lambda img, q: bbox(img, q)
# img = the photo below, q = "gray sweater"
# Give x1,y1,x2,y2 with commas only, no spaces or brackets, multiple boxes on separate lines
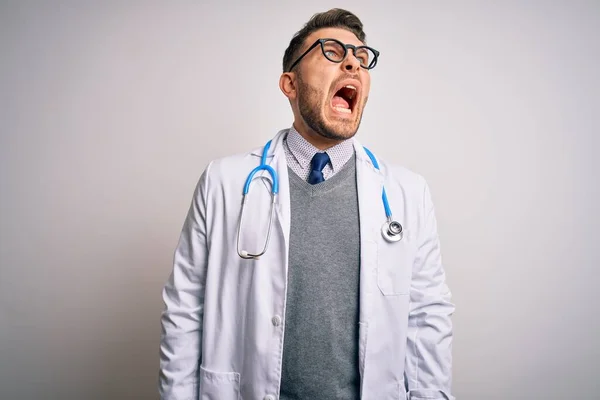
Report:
279,156,361,400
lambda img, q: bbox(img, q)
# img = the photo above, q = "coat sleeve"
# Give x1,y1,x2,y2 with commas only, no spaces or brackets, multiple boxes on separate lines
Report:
159,165,211,400
404,178,455,400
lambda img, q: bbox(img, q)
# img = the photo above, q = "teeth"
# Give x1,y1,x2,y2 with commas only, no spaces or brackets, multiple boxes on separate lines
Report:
334,106,351,114
343,85,357,99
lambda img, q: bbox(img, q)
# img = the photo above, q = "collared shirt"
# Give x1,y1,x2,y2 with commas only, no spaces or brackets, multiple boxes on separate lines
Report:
283,126,355,182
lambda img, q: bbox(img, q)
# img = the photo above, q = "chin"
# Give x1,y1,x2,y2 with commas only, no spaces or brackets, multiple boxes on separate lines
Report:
319,122,359,141
323,112,362,140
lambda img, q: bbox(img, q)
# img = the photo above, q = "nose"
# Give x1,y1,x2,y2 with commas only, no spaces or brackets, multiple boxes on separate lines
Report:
342,49,361,72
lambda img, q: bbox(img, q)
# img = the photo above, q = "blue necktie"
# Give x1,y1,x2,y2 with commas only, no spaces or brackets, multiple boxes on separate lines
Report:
307,152,330,184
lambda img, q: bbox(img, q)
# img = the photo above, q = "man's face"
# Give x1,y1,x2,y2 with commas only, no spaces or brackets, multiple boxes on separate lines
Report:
293,27,372,141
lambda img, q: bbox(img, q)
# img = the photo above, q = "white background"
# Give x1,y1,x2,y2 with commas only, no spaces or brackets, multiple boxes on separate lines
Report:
1,1,598,399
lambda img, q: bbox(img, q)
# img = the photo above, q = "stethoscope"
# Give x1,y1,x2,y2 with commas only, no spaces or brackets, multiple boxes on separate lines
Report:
237,140,403,260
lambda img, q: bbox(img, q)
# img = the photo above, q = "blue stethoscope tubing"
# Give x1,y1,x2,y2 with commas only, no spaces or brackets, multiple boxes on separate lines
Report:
237,140,403,260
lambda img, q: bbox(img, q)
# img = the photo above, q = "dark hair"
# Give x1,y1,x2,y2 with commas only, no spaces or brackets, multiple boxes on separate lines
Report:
282,8,366,72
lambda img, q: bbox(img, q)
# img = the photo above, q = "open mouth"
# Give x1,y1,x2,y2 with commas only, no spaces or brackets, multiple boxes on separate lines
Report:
331,85,358,115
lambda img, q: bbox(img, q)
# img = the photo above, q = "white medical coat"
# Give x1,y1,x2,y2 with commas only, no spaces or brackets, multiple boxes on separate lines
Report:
159,129,455,400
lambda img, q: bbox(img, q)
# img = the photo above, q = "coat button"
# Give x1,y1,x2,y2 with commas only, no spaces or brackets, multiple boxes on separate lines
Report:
264,395,275,400
271,315,282,327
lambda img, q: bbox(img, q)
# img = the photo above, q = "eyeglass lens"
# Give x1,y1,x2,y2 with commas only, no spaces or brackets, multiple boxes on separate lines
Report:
320,39,377,69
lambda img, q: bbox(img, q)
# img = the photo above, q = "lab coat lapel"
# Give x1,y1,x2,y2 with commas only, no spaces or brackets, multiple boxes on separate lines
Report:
353,140,384,380
249,130,291,257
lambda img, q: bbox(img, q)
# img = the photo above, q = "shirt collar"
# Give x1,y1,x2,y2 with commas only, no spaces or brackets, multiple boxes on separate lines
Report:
286,126,355,172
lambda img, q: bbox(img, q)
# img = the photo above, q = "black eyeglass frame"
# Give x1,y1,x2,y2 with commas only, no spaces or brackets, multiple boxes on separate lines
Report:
286,38,380,73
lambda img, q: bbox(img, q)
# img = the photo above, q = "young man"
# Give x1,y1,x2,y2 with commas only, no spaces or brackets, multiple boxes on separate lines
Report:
160,8,454,400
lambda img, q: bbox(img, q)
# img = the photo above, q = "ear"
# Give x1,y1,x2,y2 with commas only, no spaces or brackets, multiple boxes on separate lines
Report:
279,72,297,100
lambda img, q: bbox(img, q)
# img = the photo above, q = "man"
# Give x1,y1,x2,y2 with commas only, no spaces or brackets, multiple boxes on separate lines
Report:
160,8,454,400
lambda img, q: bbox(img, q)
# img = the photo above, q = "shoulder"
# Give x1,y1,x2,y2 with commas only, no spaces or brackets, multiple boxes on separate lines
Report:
186,149,259,202
202,148,261,181
355,138,427,194
385,161,425,188
364,151,428,197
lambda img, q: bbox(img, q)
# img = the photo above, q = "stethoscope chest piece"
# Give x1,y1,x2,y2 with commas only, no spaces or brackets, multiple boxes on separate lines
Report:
382,220,403,242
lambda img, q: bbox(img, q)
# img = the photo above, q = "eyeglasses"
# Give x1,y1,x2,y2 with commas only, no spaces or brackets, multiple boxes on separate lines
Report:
287,38,380,72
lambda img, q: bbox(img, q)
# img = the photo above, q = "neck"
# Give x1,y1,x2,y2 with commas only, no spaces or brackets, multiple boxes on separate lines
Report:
292,121,344,150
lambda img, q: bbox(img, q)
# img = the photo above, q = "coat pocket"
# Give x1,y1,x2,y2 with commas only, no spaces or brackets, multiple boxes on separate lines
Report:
376,236,414,296
199,366,240,400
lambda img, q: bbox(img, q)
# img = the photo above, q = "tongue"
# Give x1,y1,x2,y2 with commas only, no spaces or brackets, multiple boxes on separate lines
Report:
332,95,350,109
